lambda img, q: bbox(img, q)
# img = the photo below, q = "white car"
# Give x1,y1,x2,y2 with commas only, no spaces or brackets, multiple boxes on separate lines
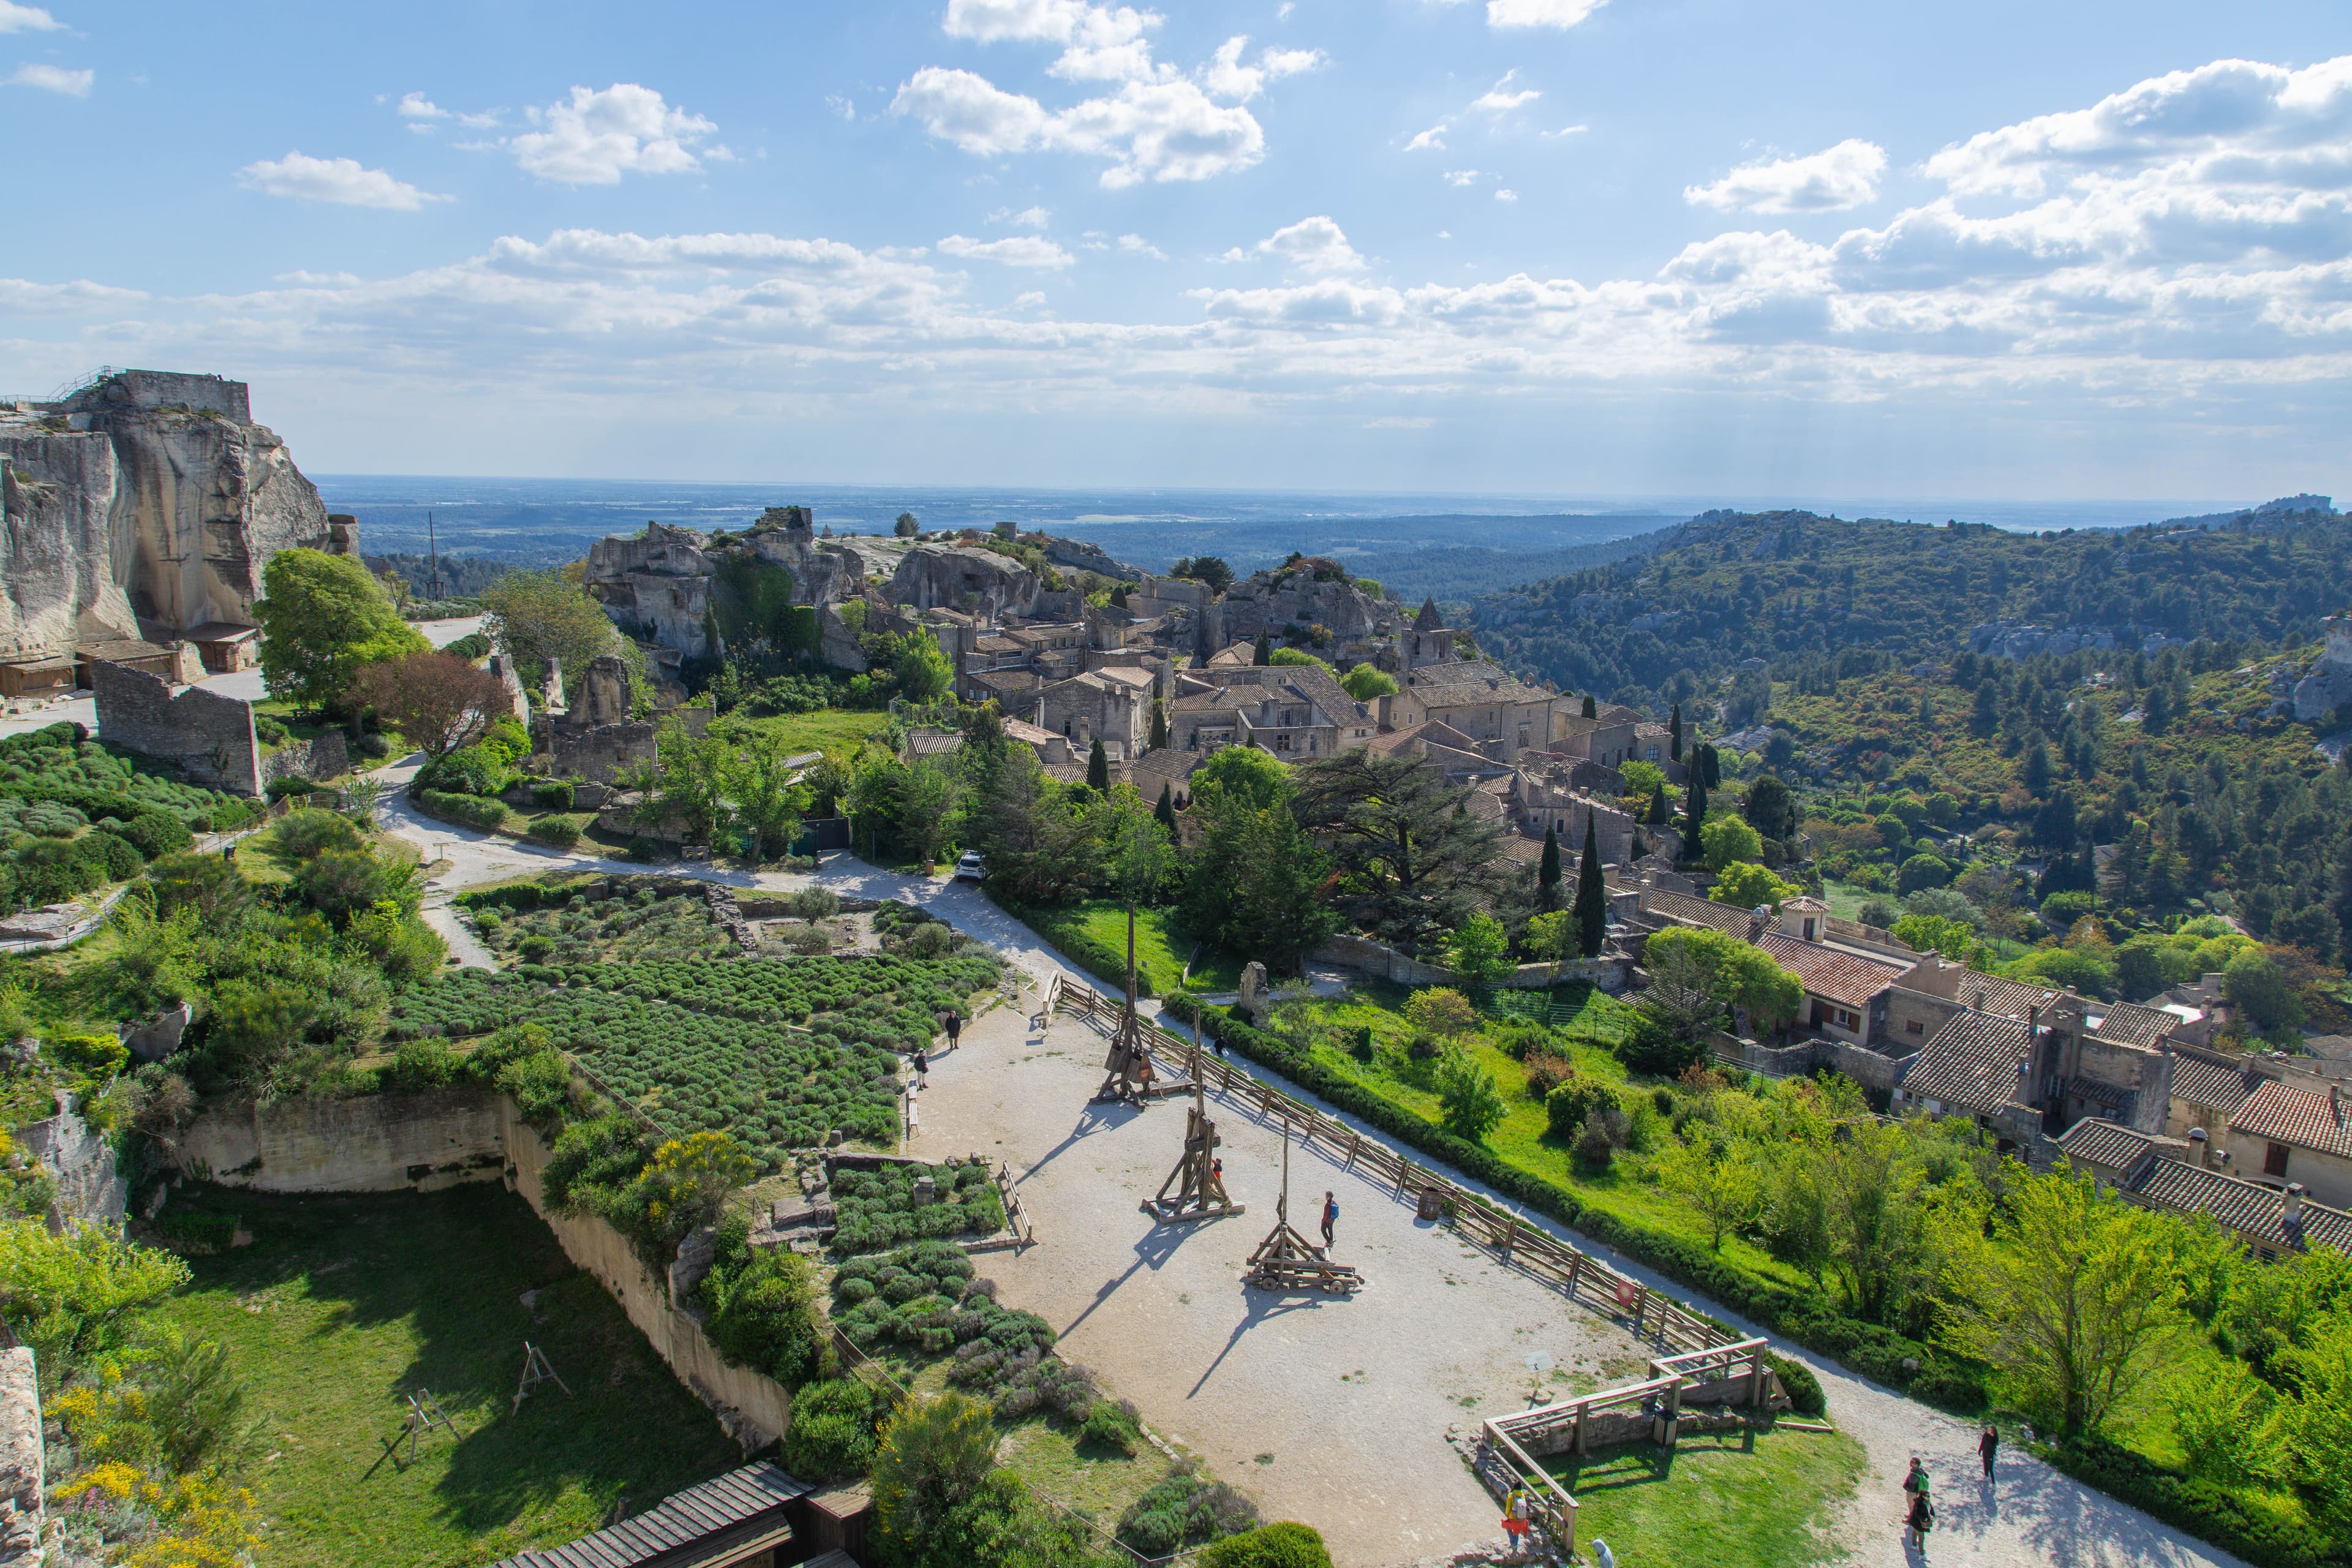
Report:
954,850,986,882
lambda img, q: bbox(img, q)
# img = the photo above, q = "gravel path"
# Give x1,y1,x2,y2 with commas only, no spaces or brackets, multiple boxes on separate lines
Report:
371,788,2249,1568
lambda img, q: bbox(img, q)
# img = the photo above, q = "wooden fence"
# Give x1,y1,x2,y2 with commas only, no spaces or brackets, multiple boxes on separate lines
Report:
1025,976,1782,1557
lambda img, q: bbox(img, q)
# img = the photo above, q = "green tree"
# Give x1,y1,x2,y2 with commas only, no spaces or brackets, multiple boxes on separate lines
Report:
1825,1122,1931,1325
1643,926,1803,1038
1191,745,1289,810
1937,1166,2193,1438
1898,853,1953,894
1709,861,1799,912
870,1391,1001,1568
1668,701,1683,761
1620,759,1666,801
1657,1136,1764,1251
1446,913,1515,989
1292,750,1502,951
0,1219,190,1365
1252,630,1271,666
1743,774,1797,842
1403,986,1479,1041
1149,699,1169,750
2224,948,2306,1038
1681,766,1709,860
1536,823,1562,912
1087,737,1110,792
895,511,919,537
1646,782,1671,825
1178,790,1338,965
1435,1046,1507,1142
725,726,810,861
1154,780,1177,832
1340,663,1398,701
480,567,622,705
254,548,427,713
1521,910,1571,962
629,719,734,848
1102,790,1176,1001
960,748,1098,905
1580,693,1598,719
1572,814,1608,958
1700,813,1765,872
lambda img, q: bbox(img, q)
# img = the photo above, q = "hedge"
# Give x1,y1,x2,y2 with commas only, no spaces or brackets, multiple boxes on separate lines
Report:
2033,1437,2348,1568
413,787,511,832
1160,995,1985,1417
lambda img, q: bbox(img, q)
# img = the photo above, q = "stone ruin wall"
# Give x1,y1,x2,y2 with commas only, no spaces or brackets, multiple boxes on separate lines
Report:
91,659,261,794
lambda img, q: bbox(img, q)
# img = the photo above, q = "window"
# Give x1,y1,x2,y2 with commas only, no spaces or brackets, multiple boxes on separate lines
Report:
1905,1020,1924,1035
2265,1142,2291,1178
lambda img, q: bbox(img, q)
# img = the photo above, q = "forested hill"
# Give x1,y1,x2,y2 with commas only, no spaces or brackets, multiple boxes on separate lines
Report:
1473,503,2352,712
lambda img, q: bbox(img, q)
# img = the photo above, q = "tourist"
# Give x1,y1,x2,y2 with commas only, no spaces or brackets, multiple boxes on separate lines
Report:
1903,1457,1929,1502
912,1047,929,1090
1591,1539,1616,1568
1321,1191,1338,1248
944,1009,962,1050
1978,1425,1999,1480
1500,1488,1529,1547
1905,1488,1935,1550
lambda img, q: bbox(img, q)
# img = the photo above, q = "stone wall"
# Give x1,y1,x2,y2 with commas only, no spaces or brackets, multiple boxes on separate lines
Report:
92,658,261,794
177,1088,506,1193
0,1348,40,1566
502,1106,794,1446
1308,935,1626,993
259,731,350,786
17,1101,129,1226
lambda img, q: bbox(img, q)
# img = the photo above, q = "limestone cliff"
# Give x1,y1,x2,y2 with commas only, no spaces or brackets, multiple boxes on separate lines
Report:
585,507,867,662
0,370,337,661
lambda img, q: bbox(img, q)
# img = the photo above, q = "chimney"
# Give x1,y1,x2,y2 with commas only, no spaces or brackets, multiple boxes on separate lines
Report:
2284,1183,2307,1226
2188,1127,2208,1167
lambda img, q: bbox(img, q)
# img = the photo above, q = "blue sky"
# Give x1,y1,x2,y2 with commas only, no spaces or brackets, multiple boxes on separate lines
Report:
6,0,2351,502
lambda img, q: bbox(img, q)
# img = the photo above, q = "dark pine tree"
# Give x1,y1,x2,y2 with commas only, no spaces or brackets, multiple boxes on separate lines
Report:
1573,813,1608,957
1537,823,1562,911
1253,630,1272,666
1581,693,1598,719
1149,699,1169,750
1155,780,1177,833
1700,744,1721,790
1682,765,1709,863
1087,736,1110,791
1669,702,1683,762
1647,783,1670,825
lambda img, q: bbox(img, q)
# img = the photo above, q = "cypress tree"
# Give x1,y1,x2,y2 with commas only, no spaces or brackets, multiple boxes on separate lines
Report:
1537,823,1562,911
1087,736,1109,791
1669,702,1683,761
1253,630,1272,666
1155,780,1177,832
1581,693,1598,719
1682,765,1708,862
1149,699,1169,750
1701,743,1721,789
1647,783,1670,824
1573,813,1608,958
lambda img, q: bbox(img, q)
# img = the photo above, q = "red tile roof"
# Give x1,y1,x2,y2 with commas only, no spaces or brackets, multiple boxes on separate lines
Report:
2231,1079,2352,1159
1900,1009,2035,1114
1755,931,1907,1011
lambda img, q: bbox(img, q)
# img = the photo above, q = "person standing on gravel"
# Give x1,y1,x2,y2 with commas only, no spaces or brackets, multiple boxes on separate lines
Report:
944,1009,962,1050
1978,1425,1999,1480
1321,1191,1338,1249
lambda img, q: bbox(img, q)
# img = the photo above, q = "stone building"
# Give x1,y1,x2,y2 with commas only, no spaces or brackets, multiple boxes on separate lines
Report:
1029,667,1154,760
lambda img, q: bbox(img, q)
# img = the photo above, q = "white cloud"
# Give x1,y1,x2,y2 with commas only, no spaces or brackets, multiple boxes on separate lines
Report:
398,91,500,131
0,1,61,32
1117,233,1166,258
1444,169,1480,186
1543,124,1588,139
1200,35,1325,101
1485,0,1607,28
274,270,363,286
1366,415,1435,428
1468,70,1540,115
0,277,145,314
894,67,1264,187
990,205,1053,228
237,153,447,211
1494,187,1518,202
944,0,1165,83
508,83,725,185
827,94,856,122
1685,138,1888,213
7,62,90,96
1013,289,1049,307
1255,214,1366,273
938,233,1075,268
1404,125,1447,152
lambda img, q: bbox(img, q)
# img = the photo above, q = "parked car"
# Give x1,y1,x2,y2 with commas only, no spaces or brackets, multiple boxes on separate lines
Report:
954,850,986,882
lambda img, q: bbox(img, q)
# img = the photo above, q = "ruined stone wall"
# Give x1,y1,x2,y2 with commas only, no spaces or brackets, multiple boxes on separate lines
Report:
17,1101,129,1225
92,658,262,794
0,1348,40,1566
259,731,350,786
176,1088,507,1193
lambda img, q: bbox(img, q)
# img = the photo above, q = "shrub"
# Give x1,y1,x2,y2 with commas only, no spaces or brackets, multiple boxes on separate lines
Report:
385,1038,458,1091
1201,1522,1335,1568
415,788,510,832
530,779,576,812
1403,987,1478,1040
89,831,143,881
264,777,314,801
781,1377,878,1480
2036,1436,2346,1568
252,715,289,745
117,813,194,860
271,806,364,861
1544,1074,1618,1140
696,1217,824,1387
528,816,582,848
1523,1050,1576,1101
1763,1349,1826,1417
1117,1463,1259,1556
1077,1397,1143,1455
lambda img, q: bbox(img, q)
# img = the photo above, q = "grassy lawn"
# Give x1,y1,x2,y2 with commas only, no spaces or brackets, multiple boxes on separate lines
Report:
1270,986,1819,1297
723,708,892,756
148,1183,739,1568
1044,901,1237,993
1547,1425,1866,1568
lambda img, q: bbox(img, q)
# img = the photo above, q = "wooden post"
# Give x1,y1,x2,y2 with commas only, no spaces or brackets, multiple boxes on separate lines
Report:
1572,1401,1589,1455
1662,1375,1685,1450
1501,1214,1519,1256
1751,1346,1766,1408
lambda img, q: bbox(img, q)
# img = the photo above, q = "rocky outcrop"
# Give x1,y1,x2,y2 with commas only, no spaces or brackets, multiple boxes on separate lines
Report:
1039,535,1141,582
584,508,865,662
0,370,337,662
2291,615,2352,725
0,1347,39,1566
890,544,1037,618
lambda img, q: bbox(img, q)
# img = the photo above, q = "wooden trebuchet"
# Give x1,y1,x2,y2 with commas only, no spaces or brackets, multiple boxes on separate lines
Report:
1145,1102,1245,1223
1093,1005,1191,1104
1243,1120,1361,1294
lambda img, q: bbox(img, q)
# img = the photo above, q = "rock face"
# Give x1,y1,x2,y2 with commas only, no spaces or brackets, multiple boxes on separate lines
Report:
584,508,865,662
2293,616,2352,723
890,543,1037,618
0,369,338,660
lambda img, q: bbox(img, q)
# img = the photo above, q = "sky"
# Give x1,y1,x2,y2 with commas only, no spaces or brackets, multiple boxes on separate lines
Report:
5,0,2352,502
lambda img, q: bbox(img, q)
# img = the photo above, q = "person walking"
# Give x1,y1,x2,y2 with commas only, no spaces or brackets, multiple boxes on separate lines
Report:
912,1047,929,1090
1978,1424,1999,1480
1904,1488,1935,1551
1902,1457,1929,1503
1321,1191,1338,1249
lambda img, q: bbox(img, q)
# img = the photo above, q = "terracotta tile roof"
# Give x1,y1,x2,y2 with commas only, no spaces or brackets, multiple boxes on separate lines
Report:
2067,1076,2133,1110
1406,667,1548,708
1901,1009,2035,1114
1640,889,1755,937
1128,747,1205,787
2168,1052,2263,1118
1495,834,1549,864
2125,1158,2352,1255
1755,931,1907,1010
1091,665,1156,688
2231,1079,2352,1159
2089,1000,2177,1049
969,669,1039,693
1917,970,2061,1021
2056,1119,2186,1172
974,635,1025,654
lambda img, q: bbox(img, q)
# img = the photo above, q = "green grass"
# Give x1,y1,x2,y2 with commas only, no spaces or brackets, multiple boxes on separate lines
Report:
722,708,892,757
1546,1425,1866,1568
147,1183,739,1568
1270,986,1819,1297
997,1419,1175,1527
1045,901,1238,993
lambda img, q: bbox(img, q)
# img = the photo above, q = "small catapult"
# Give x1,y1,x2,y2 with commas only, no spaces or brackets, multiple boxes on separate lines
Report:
1244,1120,1362,1295
513,1340,572,1414
1144,1017,1244,1223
